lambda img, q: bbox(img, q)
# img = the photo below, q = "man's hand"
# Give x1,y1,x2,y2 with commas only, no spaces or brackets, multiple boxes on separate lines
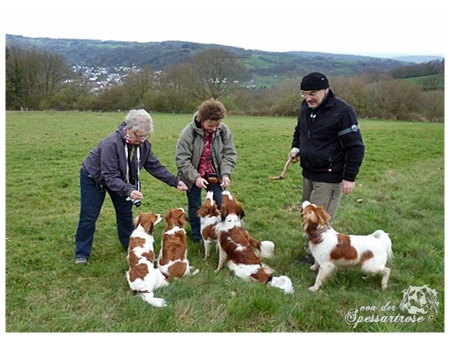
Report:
289,147,300,159
341,180,355,195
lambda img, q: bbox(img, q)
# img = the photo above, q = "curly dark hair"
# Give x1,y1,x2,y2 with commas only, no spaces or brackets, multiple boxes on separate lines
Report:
197,99,227,122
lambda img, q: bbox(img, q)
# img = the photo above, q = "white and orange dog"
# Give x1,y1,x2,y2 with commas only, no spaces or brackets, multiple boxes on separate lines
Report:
126,212,169,307
158,208,198,278
302,201,393,292
216,190,294,294
197,191,221,259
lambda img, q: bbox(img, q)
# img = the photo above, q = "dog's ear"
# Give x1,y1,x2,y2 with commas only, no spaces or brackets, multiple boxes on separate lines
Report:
316,205,331,225
237,205,245,219
178,210,188,226
133,214,141,227
163,210,172,225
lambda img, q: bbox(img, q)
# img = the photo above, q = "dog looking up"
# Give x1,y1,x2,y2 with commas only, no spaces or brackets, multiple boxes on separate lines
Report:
126,212,169,307
158,208,198,278
197,190,221,259
302,201,393,292
216,190,294,294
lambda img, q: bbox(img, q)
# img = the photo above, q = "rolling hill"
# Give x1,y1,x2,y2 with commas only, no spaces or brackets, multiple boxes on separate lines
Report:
6,34,414,76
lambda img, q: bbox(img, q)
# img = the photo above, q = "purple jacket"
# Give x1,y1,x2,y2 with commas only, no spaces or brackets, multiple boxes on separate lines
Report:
82,122,179,197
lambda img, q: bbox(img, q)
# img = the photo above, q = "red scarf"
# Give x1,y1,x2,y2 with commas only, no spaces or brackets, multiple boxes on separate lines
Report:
198,132,215,178
125,129,133,145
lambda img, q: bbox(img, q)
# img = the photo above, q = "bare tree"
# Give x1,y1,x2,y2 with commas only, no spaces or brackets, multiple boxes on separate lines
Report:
6,45,71,110
170,48,246,101
122,66,156,107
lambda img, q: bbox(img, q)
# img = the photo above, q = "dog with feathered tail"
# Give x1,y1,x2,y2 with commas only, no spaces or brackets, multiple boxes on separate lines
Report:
215,190,294,294
126,212,169,307
302,200,393,292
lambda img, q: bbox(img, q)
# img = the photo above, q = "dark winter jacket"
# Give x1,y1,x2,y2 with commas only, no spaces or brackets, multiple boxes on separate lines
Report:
291,90,365,183
82,122,179,197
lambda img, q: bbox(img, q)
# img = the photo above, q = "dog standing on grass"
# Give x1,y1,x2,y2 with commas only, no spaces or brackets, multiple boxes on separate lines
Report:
302,200,393,292
126,212,169,307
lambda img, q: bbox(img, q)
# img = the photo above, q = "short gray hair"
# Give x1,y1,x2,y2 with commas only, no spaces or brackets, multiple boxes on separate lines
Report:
125,109,153,134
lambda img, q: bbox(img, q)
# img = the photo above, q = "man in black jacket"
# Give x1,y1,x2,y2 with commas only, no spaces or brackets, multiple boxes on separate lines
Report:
290,72,365,264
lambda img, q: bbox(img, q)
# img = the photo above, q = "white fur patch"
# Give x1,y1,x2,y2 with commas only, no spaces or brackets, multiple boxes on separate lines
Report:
164,226,185,236
227,261,260,280
269,276,295,294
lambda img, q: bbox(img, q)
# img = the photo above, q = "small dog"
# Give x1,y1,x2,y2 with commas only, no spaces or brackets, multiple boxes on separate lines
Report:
197,190,221,259
158,208,198,278
216,190,294,294
302,201,393,292
126,212,169,307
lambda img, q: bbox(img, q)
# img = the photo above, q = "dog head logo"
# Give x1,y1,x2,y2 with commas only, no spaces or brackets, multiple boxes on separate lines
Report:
399,285,439,315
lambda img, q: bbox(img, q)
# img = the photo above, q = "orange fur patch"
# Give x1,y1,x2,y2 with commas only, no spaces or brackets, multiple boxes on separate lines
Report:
219,227,261,265
220,193,245,220
202,225,218,241
128,262,149,283
134,212,160,233
330,234,358,260
197,198,220,218
159,208,189,278
302,203,331,244
359,250,375,265
251,266,273,284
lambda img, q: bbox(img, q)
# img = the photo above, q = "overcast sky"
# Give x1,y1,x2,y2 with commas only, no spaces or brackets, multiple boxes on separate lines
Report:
2,0,446,57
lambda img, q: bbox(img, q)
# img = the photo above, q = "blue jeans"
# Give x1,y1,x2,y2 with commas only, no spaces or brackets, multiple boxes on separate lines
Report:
75,168,134,259
187,182,223,240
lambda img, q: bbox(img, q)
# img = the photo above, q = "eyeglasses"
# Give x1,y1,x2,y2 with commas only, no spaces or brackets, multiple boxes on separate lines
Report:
301,90,324,98
133,131,149,140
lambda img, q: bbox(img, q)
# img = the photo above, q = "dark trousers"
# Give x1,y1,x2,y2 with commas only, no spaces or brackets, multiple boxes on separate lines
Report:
75,168,134,259
186,182,223,240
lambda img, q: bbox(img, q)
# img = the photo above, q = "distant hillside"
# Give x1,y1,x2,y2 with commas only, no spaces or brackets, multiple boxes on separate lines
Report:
6,34,415,84
391,55,444,63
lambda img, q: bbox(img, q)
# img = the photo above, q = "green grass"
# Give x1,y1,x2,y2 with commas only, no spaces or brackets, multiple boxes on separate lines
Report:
4,112,444,332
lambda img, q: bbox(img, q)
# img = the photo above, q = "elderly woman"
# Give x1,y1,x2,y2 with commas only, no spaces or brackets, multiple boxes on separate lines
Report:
176,99,238,243
75,109,187,265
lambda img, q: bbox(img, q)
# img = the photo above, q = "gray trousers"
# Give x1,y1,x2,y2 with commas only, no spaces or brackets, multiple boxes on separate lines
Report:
302,177,342,255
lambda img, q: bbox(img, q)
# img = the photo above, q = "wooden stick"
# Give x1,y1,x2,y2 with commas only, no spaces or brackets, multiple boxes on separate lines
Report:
270,156,299,180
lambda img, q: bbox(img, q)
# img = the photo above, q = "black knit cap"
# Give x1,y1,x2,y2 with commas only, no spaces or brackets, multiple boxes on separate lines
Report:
300,72,329,90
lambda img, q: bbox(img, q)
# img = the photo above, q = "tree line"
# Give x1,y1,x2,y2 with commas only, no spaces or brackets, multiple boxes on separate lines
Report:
5,45,444,121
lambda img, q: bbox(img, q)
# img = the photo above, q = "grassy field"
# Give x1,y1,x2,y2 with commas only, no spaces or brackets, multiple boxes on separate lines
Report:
4,111,445,332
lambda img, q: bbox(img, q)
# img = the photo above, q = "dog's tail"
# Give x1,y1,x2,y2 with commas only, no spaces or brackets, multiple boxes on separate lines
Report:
268,275,295,294
259,240,275,259
372,230,394,260
139,292,167,307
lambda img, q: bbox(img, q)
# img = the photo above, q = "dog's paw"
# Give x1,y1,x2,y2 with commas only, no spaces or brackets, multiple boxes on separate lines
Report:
158,299,168,307
308,286,319,292
310,264,319,271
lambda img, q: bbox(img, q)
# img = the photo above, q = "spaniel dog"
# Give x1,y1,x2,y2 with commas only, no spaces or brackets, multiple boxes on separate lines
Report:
302,201,393,291
197,190,221,259
126,212,169,307
215,190,294,294
158,208,198,278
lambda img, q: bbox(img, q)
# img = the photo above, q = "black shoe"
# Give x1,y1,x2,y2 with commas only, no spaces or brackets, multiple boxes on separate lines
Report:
295,255,315,265
192,238,204,244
